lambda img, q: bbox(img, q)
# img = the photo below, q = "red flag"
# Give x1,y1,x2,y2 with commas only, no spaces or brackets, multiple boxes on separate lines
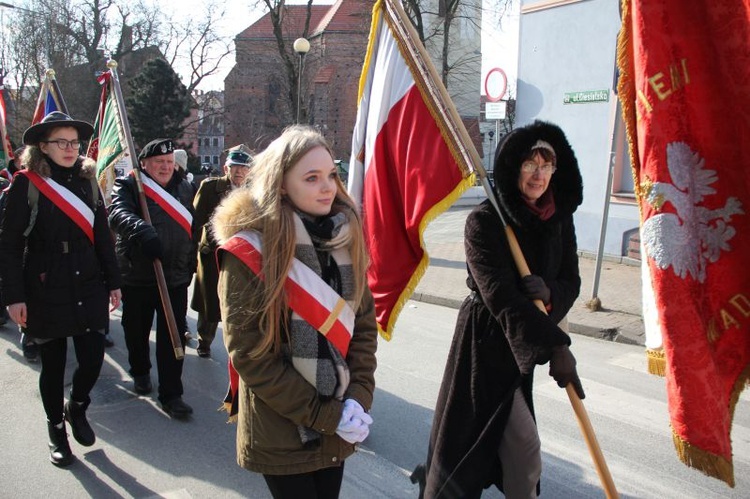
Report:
618,0,750,486
0,86,13,169
348,0,475,339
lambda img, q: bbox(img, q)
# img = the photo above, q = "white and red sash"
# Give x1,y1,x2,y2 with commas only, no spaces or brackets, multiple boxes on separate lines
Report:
19,170,95,243
220,230,354,357
133,171,193,238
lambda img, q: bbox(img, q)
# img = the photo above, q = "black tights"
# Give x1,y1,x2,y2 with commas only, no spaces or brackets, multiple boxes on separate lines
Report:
38,332,105,424
263,464,345,499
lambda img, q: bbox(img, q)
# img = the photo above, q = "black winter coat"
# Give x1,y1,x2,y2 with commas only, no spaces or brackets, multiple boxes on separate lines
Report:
0,159,121,339
422,121,584,498
108,171,197,287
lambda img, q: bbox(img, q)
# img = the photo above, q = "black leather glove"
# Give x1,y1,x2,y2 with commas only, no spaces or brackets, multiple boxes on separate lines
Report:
141,236,163,261
521,275,551,304
549,345,585,399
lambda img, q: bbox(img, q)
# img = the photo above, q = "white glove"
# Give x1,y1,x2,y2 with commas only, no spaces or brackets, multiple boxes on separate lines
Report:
336,423,370,444
336,399,373,443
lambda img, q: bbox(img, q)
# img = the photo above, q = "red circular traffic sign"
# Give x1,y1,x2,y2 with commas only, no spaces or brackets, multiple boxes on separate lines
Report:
484,68,507,103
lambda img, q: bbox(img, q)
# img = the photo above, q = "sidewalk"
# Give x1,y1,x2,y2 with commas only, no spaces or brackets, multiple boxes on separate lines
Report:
413,206,645,346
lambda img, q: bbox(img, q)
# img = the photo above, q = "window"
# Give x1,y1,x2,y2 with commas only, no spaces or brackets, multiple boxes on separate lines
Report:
213,137,219,147
204,156,210,163
203,138,210,147
213,155,219,164
611,100,635,200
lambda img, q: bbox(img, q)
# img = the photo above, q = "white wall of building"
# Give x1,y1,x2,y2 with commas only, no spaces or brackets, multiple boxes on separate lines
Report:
515,0,640,256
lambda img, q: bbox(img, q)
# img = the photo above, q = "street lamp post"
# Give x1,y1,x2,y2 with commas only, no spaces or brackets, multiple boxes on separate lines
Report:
293,37,310,124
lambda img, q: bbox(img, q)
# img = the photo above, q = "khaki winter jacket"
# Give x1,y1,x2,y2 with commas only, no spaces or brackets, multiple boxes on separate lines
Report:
215,188,378,475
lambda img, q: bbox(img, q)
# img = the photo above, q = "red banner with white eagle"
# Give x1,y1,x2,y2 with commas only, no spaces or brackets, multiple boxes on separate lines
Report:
618,0,750,487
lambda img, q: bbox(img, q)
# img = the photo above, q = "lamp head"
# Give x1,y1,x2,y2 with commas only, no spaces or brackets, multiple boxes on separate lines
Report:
293,38,310,55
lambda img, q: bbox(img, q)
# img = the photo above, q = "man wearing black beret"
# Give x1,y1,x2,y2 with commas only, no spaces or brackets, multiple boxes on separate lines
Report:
108,138,198,419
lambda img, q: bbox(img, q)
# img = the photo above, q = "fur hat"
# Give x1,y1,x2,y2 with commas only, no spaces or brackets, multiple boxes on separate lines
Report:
23,112,94,145
173,149,188,171
493,120,583,227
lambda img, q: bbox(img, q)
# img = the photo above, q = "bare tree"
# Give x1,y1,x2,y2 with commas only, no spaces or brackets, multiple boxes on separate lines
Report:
249,0,313,123
161,1,233,93
401,0,513,96
2,0,230,144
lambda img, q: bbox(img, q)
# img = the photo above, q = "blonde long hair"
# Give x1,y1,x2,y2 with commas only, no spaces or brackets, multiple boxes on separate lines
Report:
224,125,368,358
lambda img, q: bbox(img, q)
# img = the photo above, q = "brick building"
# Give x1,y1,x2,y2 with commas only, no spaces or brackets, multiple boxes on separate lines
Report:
195,90,225,171
224,0,371,161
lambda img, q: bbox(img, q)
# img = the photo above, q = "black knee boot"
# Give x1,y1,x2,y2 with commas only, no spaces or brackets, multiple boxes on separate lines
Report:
65,399,95,446
47,420,74,467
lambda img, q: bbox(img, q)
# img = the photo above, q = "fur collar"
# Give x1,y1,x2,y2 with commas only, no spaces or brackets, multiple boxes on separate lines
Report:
212,187,255,244
27,155,97,180
493,121,583,230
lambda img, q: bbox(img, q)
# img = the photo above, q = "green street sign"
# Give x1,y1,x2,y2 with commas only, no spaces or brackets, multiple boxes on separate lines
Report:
564,89,609,104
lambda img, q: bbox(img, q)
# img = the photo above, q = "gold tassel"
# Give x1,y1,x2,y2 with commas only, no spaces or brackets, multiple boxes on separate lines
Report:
218,403,238,424
646,348,666,377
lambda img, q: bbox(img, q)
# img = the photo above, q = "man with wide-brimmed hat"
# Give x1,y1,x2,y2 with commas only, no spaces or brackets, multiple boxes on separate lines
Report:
190,144,253,357
108,138,197,419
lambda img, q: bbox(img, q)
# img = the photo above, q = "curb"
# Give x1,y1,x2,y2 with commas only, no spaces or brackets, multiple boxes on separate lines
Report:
567,322,642,345
412,292,644,346
410,292,464,310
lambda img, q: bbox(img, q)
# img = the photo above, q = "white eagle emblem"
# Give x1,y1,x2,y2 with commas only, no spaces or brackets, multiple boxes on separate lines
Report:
641,142,744,282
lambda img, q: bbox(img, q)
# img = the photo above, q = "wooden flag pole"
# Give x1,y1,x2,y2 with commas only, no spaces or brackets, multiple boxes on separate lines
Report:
384,0,618,496
106,60,184,360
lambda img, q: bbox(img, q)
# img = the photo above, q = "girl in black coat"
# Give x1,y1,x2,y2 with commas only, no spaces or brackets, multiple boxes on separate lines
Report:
0,112,122,467
418,121,585,498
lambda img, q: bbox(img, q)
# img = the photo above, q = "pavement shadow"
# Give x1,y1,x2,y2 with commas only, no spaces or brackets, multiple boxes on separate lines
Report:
368,387,632,498
83,319,267,495
73,449,159,497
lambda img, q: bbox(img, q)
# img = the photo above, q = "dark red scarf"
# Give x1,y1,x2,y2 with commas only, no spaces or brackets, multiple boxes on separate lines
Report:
524,189,556,221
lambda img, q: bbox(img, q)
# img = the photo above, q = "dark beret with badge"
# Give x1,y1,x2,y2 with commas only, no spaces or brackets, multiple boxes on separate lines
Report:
138,138,175,161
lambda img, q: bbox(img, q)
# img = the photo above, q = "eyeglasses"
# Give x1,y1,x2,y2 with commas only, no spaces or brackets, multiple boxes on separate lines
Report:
521,161,556,175
43,139,82,150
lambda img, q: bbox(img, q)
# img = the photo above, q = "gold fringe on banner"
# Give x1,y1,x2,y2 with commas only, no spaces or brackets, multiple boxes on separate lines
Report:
672,365,750,487
672,429,734,487
615,0,642,210
646,348,666,377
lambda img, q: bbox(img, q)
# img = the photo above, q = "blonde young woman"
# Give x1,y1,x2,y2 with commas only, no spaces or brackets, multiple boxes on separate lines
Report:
212,126,377,499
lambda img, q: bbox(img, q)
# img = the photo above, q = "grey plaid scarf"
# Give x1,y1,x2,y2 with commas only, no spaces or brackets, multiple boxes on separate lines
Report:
290,211,354,443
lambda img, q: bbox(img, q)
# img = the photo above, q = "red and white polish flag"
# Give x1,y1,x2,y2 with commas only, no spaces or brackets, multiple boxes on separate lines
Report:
348,0,474,339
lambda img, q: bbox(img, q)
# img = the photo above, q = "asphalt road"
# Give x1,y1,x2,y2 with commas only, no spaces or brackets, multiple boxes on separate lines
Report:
2,300,749,498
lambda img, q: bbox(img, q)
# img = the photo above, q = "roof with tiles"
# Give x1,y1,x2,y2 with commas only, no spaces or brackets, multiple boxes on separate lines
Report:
315,0,371,33
237,0,370,39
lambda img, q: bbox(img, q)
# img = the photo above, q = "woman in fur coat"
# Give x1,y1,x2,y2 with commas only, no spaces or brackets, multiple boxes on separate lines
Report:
417,121,585,498
212,126,377,499
0,112,121,467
